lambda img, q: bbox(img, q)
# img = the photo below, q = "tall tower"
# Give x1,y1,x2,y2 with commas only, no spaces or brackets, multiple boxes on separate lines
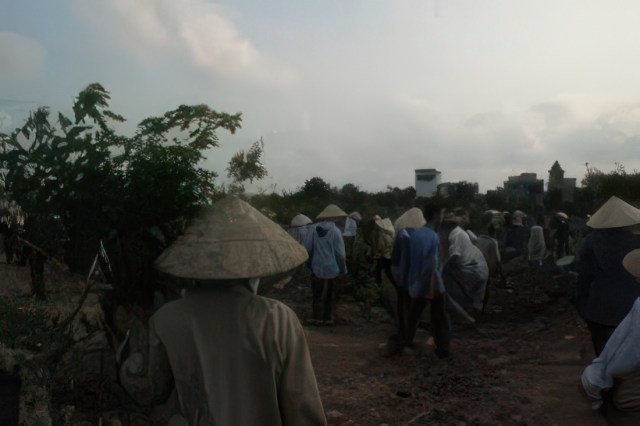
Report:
548,161,564,191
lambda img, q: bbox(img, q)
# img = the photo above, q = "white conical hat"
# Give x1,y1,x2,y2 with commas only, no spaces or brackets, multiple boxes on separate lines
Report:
375,217,395,235
394,207,426,231
316,204,347,219
154,197,308,280
349,211,362,221
623,249,640,278
587,196,640,229
291,214,312,227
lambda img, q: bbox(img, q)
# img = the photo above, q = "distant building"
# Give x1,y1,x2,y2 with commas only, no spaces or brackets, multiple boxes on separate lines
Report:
548,161,576,203
415,169,441,198
438,181,479,199
504,173,544,208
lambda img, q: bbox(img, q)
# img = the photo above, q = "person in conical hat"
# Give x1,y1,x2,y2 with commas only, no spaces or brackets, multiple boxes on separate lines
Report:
581,249,640,414
439,216,489,317
342,211,362,282
388,206,450,358
577,196,640,356
289,213,313,246
368,217,395,289
120,197,327,425
305,204,347,323
503,209,530,262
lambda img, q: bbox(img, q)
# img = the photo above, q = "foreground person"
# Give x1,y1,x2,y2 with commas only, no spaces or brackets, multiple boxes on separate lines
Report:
120,197,327,425
577,196,640,356
581,249,640,421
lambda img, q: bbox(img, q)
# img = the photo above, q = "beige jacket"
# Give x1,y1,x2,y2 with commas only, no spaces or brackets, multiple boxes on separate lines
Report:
124,284,326,425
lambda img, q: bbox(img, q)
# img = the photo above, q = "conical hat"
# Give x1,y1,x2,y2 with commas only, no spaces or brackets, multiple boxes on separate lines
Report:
316,204,347,219
375,218,395,235
349,211,362,221
154,197,308,280
587,196,640,229
291,213,312,227
394,207,426,231
623,249,640,278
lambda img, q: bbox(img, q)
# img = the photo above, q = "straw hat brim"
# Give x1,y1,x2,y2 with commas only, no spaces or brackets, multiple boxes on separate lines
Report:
154,197,308,280
349,211,362,221
375,218,395,235
291,214,312,227
394,207,426,231
317,204,347,219
587,196,640,229
623,249,640,278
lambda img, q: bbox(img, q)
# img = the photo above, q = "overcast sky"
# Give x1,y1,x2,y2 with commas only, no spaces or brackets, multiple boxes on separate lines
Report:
2,1,640,194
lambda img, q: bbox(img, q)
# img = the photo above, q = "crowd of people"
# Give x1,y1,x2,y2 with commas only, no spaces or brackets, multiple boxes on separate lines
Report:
110,193,640,424
292,196,640,421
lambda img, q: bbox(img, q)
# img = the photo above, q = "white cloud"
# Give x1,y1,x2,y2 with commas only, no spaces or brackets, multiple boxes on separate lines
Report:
0,33,45,78
70,0,295,86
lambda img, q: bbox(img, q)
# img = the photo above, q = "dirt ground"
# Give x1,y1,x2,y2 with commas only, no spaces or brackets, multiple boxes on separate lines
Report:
0,258,610,425
265,259,608,426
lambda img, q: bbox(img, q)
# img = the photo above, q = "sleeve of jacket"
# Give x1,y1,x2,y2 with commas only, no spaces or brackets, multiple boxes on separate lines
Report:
277,310,327,426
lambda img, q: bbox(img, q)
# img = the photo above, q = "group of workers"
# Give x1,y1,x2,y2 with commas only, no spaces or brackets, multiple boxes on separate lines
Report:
112,192,640,424
289,202,499,358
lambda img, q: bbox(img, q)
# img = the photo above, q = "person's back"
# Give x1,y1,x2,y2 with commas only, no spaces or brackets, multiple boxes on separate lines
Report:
476,234,501,277
528,225,546,263
152,285,325,425
120,197,326,425
289,224,310,246
306,221,345,279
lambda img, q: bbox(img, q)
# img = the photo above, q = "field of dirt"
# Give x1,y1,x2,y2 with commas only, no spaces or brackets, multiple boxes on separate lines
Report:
0,258,609,425
264,259,607,426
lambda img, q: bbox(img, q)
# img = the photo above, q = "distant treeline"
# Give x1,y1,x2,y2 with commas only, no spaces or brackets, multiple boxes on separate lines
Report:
249,166,640,226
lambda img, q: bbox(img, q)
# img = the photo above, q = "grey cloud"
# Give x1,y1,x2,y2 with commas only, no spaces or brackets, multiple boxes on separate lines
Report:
464,111,504,127
530,101,572,132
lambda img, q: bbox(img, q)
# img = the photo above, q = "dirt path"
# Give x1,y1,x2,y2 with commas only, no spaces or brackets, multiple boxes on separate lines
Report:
302,303,606,426
271,263,609,426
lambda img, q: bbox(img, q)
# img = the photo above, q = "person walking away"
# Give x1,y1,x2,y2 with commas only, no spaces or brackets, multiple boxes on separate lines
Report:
555,212,571,258
289,213,313,246
343,211,361,276
577,196,640,356
305,204,347,324
476,217,506,310
119,196,326,425
505,210,530,259
440,217,489,317
581,249,640,421
528,224,547,269
390,207,450,358
373,218,396,287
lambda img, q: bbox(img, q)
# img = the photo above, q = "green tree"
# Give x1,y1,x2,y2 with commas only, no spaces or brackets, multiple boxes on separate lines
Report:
581,162,640,209
0,83,265,303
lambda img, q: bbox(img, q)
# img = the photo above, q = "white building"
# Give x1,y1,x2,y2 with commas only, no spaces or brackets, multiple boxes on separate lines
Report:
415,169,441,198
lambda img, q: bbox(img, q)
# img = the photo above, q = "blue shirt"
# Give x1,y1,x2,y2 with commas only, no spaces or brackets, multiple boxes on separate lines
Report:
391,227,440,298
